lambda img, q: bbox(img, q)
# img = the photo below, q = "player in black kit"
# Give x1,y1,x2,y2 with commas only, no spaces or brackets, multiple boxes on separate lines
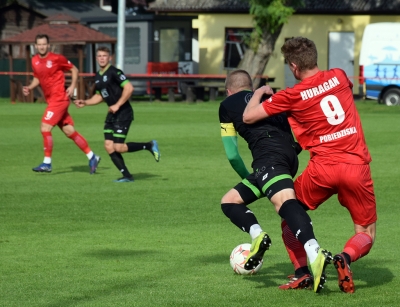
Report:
220,70,332,292
75,46,160,182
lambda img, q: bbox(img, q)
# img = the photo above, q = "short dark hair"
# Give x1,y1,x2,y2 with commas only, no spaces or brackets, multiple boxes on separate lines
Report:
35,34,49,44
225,69,253,92
96,46,111,54
281,37,318,71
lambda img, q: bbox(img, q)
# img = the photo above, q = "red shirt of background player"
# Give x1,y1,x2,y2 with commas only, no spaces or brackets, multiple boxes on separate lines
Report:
31,52,73,104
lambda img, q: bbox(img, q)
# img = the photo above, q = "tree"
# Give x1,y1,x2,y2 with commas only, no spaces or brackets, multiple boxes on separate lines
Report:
238,0,304,88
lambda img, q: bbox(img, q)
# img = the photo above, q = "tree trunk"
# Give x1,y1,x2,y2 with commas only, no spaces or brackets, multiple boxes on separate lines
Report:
238,27,283,89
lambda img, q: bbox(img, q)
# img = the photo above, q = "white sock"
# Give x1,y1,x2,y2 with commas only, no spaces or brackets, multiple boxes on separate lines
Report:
249,224,263,240
304,239,320,263
43,157,51,164
86,151,94,160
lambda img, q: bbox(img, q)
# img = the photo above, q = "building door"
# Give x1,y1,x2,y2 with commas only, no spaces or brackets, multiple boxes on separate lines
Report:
328,32,355,79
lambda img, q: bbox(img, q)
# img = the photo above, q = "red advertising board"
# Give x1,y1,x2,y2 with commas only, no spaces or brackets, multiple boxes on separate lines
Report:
147,62,178,94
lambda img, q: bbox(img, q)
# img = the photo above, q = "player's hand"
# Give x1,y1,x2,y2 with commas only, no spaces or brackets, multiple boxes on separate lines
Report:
74,99,85,108
108,104,120,114
66,86,75,98
256,85,274,96
22,86,30,96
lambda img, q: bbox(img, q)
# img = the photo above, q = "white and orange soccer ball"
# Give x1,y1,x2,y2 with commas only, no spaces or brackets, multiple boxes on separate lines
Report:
229,243,263,275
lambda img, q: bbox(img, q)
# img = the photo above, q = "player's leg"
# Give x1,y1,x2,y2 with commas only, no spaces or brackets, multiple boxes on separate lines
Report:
112,120,160,162
104,123,133,182
32,120,54,172
293,162,338,293
221,177,272,269
124,141,160,162
60,112,100,174
333,163,377,293
333,223,374,294
259,164,332,293
279,219,313,290
127,141,160,162
33,104,69,172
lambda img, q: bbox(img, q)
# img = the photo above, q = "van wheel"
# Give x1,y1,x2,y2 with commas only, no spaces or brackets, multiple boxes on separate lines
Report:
382,88,400,106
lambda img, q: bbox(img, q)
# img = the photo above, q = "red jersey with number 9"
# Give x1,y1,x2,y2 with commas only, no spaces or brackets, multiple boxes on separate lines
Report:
32,52,73,104
262,68,371,164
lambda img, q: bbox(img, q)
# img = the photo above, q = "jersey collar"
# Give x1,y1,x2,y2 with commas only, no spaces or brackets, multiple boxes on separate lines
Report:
99,64,111,75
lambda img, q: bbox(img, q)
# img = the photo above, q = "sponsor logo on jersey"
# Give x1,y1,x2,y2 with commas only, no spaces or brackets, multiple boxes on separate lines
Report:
101,89,109,97
262,173,268,181
244,92,253,104
254,166,266,178
117,129,123,133
220,123,236,137
300,76,340,100
103,75,107,82
46,61,52,68
319,126,357,143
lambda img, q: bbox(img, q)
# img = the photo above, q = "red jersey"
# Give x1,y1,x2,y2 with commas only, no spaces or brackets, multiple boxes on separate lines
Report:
262,68,371,164
31,52,73,104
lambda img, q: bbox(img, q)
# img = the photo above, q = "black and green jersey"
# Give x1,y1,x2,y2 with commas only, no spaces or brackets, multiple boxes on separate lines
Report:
219,90,296,163
95,64,133,122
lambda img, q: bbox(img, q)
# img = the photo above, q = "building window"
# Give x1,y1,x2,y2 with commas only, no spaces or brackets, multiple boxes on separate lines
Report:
223,28,252,69
98,26,140,65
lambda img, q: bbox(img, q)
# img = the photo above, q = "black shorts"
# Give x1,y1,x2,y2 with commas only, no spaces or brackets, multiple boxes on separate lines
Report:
104,120,132,143
235,164,295,204
234,139,299,205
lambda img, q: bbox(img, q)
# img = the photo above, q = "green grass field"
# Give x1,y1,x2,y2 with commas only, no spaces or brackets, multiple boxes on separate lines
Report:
0,98,399,307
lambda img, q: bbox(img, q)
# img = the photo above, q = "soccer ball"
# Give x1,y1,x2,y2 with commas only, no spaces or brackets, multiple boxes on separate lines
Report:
229,243,263,275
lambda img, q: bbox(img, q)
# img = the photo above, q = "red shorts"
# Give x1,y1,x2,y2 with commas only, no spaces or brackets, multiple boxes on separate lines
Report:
41,101,74,127
294,160,377,226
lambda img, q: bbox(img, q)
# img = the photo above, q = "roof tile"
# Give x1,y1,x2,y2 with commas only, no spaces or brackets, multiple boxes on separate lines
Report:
44,13,80,23
1,22,117,45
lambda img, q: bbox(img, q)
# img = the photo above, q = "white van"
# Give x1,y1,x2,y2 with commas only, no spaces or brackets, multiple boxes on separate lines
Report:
359,22,400,105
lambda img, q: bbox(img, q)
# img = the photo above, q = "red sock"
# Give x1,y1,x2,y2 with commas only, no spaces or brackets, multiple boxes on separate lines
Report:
343,232,373,262
42,131,53,158
281,220,307,270
68,131,91,154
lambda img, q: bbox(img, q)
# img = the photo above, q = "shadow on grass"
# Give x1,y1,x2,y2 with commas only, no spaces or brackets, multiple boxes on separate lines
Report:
49,165,109,175
132,172,163,180
50,166,162,180
243,258,394,294
191,251,395,294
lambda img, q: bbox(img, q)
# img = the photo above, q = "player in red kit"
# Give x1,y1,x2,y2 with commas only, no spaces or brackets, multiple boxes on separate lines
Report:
243,37,376,293
23,34,100,174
